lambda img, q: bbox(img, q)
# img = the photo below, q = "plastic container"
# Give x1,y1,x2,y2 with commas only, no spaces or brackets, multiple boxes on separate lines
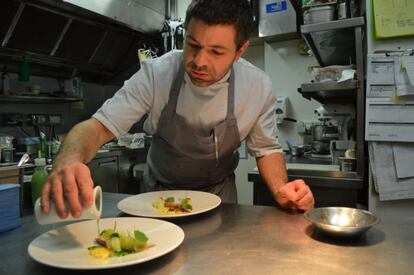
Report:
305,5,335,24
31,158,48,206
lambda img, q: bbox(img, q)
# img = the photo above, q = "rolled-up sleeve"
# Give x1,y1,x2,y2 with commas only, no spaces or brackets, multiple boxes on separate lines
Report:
92,60,154,138
245,76,283,157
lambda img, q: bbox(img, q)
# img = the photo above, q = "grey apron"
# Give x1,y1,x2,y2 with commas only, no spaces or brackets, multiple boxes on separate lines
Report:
146,62,241,203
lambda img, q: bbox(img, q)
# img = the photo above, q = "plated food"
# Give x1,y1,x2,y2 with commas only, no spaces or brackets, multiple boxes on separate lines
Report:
28,217,184,269
88,223,153,259
152,196,192,214
117,190,221,218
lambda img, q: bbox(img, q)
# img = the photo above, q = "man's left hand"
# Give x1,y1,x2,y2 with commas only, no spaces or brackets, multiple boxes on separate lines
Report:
275,179,314,211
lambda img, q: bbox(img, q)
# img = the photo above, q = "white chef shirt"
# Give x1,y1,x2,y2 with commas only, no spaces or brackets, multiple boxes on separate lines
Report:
93,50,282,157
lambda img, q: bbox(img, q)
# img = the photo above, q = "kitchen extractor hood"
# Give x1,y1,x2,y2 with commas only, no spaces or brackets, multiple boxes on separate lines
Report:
0,0,165,84
62,0,166,33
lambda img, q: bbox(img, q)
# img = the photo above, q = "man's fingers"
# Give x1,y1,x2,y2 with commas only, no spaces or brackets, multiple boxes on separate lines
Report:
62,172,82,218
295,192,315,211
50,178,69,218
280,180,315,211
40,182,52,214
76,168,94,209
280,183,298,201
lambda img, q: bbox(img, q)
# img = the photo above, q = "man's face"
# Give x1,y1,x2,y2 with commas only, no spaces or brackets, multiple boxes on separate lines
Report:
183,18,249,87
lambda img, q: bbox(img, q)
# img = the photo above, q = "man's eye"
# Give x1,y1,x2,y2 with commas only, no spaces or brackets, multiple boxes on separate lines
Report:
212,50,224,56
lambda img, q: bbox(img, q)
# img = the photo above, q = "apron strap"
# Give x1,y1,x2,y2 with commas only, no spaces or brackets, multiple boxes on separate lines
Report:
168,62,186,111
226,68,235,120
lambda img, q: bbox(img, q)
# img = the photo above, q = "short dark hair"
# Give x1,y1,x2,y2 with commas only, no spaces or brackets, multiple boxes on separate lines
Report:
184,0,253,49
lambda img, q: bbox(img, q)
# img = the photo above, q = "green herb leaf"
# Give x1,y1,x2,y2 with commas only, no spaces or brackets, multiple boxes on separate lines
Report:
134,230,149,242
165,196,175,203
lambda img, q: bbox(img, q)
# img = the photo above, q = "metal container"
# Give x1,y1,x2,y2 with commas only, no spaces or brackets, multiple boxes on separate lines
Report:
291,145,304,156
339,157,356,171
304,207,379,238
311,140,330,154
2,148,15,163
311,124,339,142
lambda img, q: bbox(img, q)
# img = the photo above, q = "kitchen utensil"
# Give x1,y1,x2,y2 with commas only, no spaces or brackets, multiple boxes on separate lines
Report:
34,186,102,225
17,153,30,167
304,207,379,238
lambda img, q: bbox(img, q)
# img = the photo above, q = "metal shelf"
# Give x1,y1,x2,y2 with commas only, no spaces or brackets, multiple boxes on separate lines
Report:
301,17,365,34
301,17,365,67
299,80,358,104
0,95,84,103
298,16,366,179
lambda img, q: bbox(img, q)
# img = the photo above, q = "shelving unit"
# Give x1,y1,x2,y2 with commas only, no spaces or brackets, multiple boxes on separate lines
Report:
299,16,366,178
301,17,365,66
0,95,84,103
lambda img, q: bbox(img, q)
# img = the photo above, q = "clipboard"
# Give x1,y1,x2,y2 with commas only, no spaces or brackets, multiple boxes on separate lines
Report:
365,50,414,142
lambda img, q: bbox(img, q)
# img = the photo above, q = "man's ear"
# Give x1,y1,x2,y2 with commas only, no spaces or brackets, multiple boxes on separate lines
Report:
235,40,250,61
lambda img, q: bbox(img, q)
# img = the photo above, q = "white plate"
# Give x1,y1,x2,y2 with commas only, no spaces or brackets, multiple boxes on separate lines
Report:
118,190,221,218
28,217,184,270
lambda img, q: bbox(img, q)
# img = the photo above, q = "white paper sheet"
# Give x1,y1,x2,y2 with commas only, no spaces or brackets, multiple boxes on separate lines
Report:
392,143,414,179
365,98,414,142
394,56,414,96
369,142,414,201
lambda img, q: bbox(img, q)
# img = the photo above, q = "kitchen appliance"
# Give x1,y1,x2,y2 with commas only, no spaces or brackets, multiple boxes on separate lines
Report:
16,137,39,160
310,105,356,157
0,0,163,84
258,0,298,39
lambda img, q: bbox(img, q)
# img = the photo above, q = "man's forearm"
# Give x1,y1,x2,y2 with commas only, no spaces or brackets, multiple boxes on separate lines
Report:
53,118,114,169
256,152,288,199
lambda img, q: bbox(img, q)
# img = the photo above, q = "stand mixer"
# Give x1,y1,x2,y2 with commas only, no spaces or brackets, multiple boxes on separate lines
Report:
310,104,356,158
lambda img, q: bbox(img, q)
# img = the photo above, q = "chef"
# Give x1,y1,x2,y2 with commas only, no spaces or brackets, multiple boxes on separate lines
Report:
41,0,314,219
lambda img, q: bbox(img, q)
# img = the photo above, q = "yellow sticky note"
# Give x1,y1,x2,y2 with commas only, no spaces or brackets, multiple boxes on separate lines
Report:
390,87,406,104
373,0,414,39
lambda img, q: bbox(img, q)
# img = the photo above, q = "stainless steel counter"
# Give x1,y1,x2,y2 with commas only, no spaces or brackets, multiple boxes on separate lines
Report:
249,153,364,208
1,192,413,274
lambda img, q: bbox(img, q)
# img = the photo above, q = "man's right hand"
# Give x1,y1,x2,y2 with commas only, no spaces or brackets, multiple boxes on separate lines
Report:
40,162,94,219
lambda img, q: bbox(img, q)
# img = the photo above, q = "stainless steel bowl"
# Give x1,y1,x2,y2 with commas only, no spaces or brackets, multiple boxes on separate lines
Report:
304,207,379,238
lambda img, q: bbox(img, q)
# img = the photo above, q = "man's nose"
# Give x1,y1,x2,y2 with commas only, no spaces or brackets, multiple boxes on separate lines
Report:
193,49,208,67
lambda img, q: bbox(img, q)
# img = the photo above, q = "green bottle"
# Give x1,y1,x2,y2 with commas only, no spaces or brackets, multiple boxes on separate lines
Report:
31,158,48,206
18,52,30,82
